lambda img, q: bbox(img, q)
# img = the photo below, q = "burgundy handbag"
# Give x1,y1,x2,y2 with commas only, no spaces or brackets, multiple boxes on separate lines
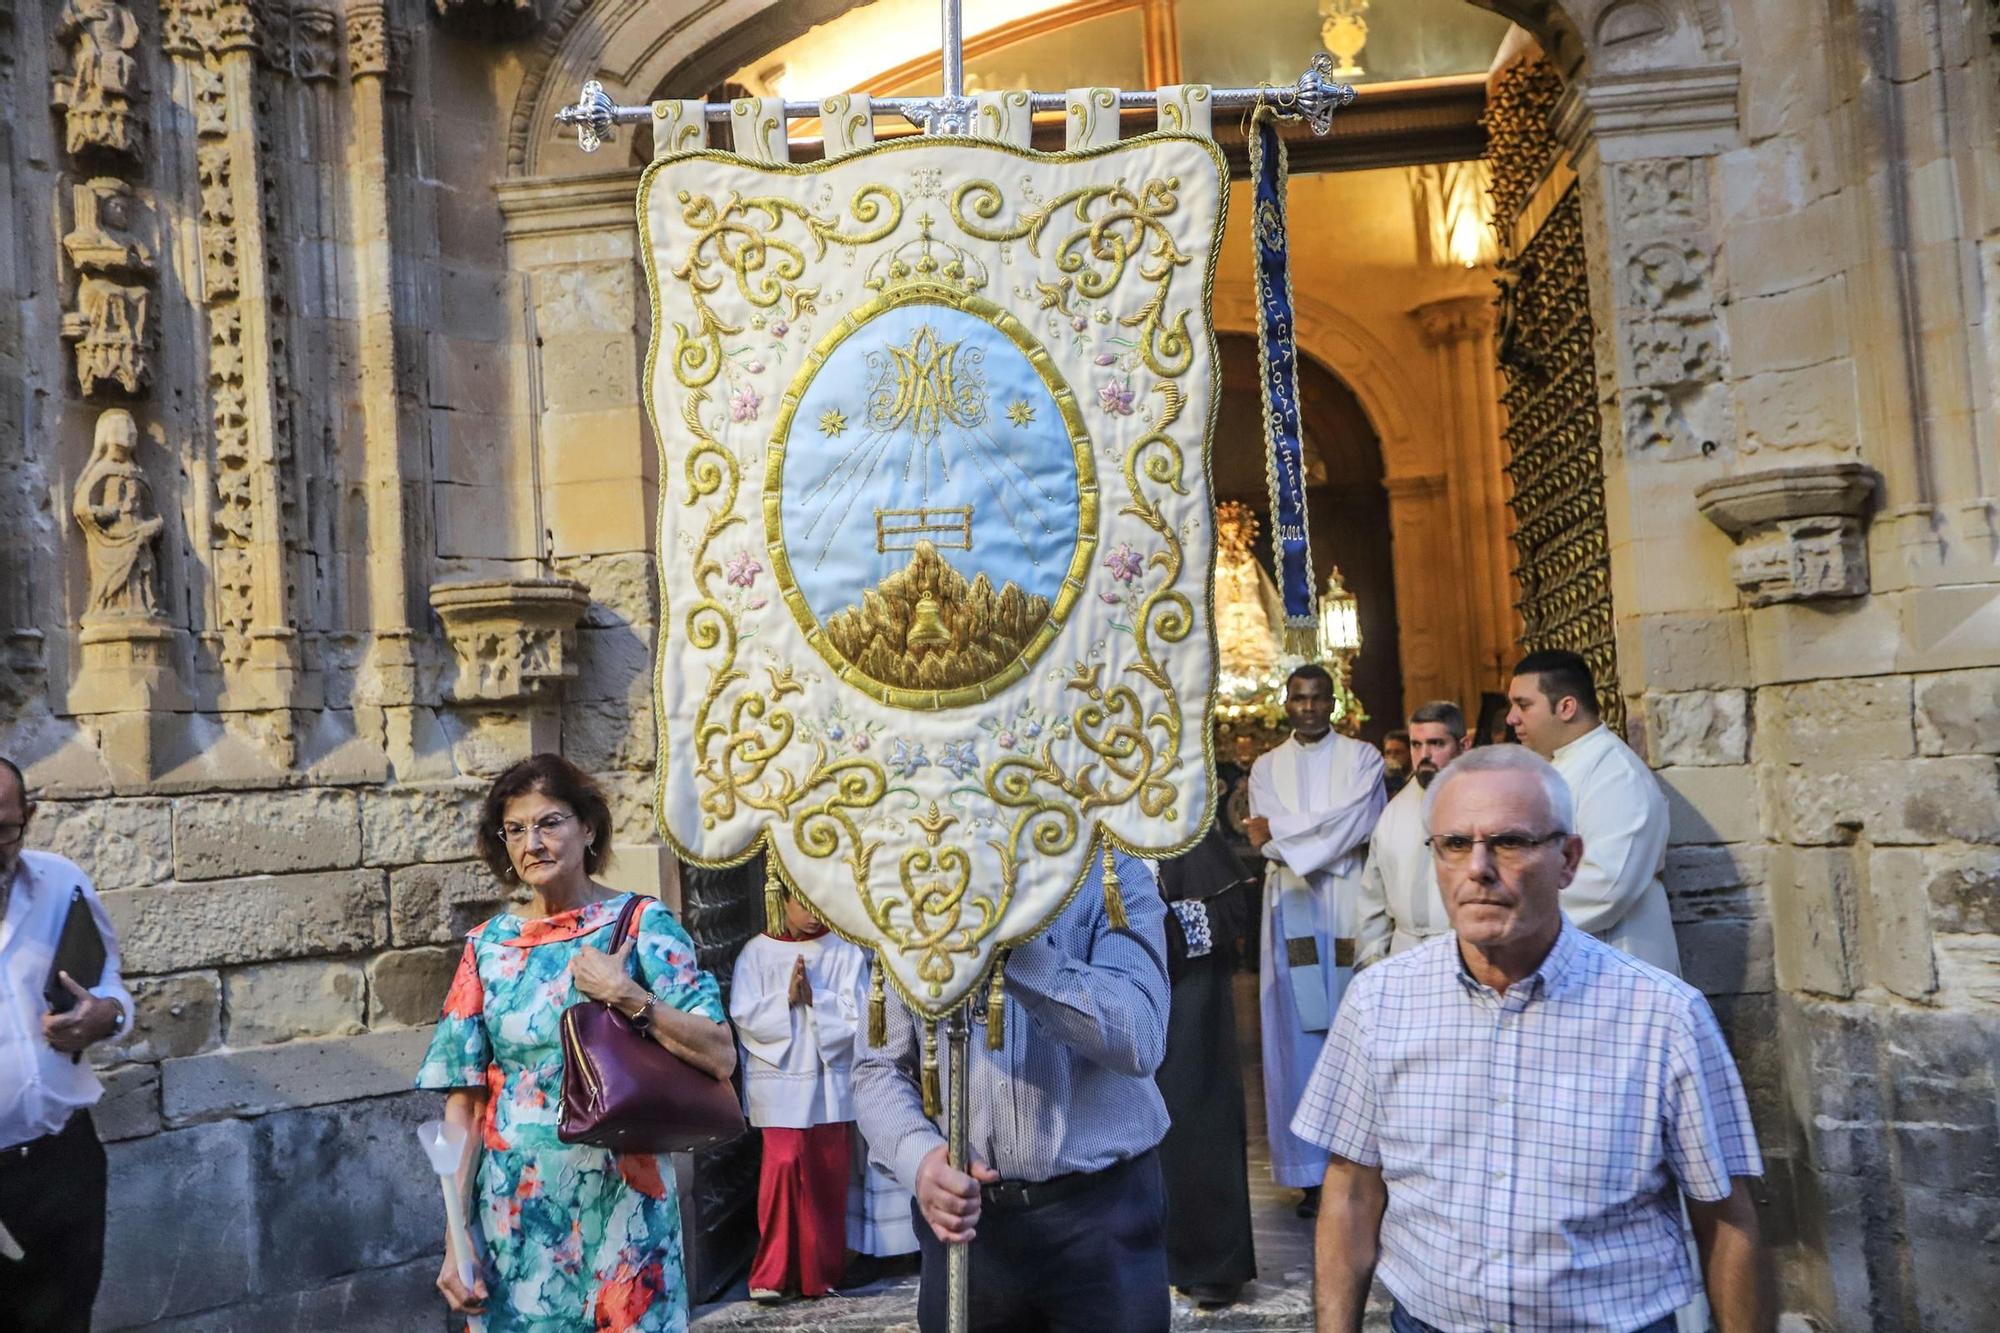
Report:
557,894,745,1154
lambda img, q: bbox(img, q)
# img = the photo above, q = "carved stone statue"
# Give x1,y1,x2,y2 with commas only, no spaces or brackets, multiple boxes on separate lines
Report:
60,277,151,396
72,408,164,621
52,0,143,158
63,178,155,275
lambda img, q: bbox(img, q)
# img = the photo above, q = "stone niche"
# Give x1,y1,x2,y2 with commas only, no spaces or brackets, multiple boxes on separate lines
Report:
428,577,592,703
1696,463,1881,607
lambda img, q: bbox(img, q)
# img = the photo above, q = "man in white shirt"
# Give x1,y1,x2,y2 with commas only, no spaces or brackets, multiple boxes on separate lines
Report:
1244,665,1385,1216
1506,650,1681,975
0,755,134,1332
1355,701,1470,969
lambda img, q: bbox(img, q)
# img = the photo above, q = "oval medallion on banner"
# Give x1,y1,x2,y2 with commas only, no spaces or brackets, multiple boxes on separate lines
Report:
767,283,1097,709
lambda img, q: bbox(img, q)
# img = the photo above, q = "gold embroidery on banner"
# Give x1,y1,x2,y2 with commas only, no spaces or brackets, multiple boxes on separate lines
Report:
949,177,1195,377
666,186,902,389
635,135,1231,1019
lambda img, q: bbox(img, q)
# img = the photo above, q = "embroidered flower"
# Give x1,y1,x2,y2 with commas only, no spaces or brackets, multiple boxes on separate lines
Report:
825,722,845,743
723,550,762,587
729,385,762,422
939,740,980,779
1104,542,1144,582
1071,315,1089,332
995,730,1017,751
852,732,872,751
890,738,931,777
1022,719,1042,740
1094,352,1118,366
772,320,790,338
745,359,766,375
1097,381,1135,415
1099,590,1122,604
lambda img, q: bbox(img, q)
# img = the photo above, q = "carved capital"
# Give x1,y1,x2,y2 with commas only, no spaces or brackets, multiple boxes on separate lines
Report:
292,5,341,81
429,578,592,703
346,3,391,79
1697,463,1881,607
1410,295,1496,347
429,0,538,41
213,0,260,53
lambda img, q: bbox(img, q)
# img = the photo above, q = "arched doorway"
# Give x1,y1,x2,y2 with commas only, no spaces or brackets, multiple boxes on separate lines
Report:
1212,333,1404,739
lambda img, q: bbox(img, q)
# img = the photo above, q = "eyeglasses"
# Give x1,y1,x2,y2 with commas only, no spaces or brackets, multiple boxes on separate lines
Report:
1425,831,1568,865
499,812,575,844
0,822,21,848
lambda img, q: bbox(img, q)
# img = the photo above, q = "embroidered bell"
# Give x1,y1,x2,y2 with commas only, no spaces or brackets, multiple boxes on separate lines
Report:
907,592,950,651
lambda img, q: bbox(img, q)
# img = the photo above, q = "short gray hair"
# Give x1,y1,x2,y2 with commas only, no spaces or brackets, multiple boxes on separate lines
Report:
1408,699,1466,739
1420,743,1574,833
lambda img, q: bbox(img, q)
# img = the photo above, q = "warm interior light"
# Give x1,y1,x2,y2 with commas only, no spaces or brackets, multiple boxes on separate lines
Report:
1318,566,1362,658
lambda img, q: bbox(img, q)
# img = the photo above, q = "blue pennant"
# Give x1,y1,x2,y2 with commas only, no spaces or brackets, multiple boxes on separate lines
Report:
1249,107,1318,656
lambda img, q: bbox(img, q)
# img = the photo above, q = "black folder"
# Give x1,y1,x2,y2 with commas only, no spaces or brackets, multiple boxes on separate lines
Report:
43,886,106,1014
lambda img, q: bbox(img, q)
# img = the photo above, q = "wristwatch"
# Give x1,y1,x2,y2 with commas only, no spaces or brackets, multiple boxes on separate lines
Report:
628,996,658,1031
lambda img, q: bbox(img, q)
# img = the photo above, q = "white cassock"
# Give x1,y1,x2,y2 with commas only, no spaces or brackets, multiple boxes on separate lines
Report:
1249,731,1386,1188
1354,779,1449,968
730,932,867,1128
1550,724,1681,976
730,935,918,1256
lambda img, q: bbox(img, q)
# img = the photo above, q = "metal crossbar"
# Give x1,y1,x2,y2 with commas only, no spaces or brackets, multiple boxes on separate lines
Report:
554,57,1355,153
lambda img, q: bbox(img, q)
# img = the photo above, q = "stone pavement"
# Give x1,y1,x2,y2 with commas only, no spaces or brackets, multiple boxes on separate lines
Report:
691,974,1390,1332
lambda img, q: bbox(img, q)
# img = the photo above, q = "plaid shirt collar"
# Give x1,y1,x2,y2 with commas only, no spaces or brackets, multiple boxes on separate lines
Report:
1450,917,1584,1003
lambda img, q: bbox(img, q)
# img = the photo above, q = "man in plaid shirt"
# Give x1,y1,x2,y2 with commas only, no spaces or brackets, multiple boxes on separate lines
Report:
1291,746,1770,1333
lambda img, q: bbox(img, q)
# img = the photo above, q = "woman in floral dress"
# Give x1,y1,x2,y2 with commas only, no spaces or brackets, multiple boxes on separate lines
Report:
418,754,736,1332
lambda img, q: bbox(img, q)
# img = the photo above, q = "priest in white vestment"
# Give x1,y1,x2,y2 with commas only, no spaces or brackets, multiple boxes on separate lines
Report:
1245,665,1386,1209
1356,700,1471,968
1507,649,1680,976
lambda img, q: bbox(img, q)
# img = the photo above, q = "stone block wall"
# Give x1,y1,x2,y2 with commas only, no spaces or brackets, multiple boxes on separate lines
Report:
38,778,503,1328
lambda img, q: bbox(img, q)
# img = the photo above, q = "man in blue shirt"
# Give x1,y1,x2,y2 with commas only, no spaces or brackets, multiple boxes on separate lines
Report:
853,850,1172,1333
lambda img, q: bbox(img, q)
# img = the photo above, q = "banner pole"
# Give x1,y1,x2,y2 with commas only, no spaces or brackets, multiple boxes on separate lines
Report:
940,0,965,101
945,1002,973,1333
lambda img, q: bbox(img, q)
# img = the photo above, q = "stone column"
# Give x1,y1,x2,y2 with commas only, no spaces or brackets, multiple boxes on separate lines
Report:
1411,294,1515,702
344,1,424,763
162,0,311,753
1381,471,1456,710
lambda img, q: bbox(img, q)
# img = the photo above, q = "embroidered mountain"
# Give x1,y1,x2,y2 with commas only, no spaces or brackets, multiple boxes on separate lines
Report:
823,541,1050,692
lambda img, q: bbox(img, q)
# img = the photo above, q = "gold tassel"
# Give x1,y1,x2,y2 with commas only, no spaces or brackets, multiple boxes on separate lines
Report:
1281,623,1320,657
868,957,886,1048
985,950,1009,1051
921,1021,941,1118
764,857,786,937
1101,845,1130,931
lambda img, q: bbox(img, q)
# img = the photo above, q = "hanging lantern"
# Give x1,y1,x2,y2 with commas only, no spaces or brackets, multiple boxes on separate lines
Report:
1317,565,1361,658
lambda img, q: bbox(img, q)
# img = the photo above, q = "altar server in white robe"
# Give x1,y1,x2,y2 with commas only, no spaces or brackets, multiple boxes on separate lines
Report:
1507,648,1680,975
1244,664,1385,1213
1355,700,1471,968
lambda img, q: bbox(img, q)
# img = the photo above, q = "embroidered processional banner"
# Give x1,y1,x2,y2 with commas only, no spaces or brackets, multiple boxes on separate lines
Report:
640,127,1225,1019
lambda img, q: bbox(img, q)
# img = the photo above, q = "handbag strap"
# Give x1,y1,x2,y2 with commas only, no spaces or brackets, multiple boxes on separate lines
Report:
608,892,648,953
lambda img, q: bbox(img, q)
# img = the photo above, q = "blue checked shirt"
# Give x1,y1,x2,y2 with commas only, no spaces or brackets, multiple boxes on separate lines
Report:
1290,920,1762,1333
852,851,1170,1192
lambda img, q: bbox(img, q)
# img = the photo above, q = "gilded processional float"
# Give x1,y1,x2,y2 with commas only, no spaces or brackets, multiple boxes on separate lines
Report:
555,2,1351,1317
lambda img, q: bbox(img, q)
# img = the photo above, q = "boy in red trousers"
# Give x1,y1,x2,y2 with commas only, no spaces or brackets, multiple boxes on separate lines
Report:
730,888,868,1301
